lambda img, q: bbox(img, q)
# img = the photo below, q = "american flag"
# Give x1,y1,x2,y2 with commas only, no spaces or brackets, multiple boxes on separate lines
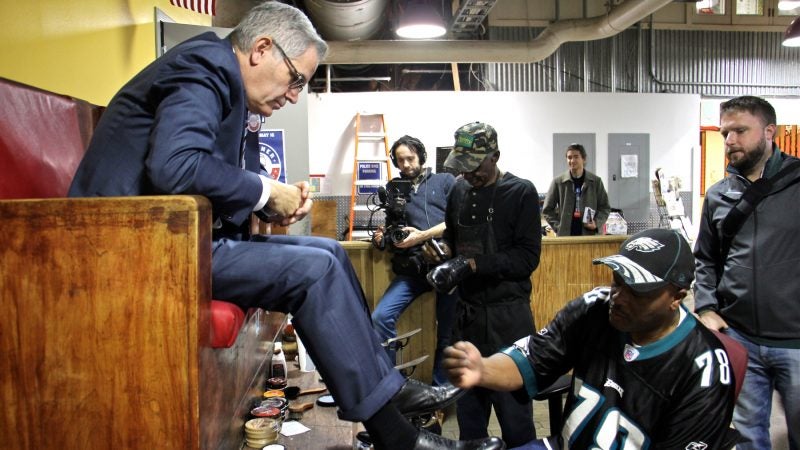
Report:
169,0,216,15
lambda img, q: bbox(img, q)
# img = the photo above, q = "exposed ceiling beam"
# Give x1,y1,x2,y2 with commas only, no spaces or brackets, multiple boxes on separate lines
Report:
324,0,672,64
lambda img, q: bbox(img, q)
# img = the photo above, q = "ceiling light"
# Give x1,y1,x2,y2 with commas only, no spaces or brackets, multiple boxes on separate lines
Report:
783,16,800,47
778,1,800,11
396,1,446,39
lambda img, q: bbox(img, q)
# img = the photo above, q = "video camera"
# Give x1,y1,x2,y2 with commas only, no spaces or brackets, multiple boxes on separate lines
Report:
370,179,449,278
375,179,413,250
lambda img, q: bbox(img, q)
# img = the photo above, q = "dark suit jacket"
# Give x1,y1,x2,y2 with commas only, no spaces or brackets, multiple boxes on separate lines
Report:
69,32,261,228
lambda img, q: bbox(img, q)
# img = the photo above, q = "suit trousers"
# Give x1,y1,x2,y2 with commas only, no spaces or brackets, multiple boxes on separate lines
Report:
211,234,405,422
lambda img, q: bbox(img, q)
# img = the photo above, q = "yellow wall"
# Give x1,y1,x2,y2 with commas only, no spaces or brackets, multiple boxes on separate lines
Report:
703,130,726,193
0,0,211,105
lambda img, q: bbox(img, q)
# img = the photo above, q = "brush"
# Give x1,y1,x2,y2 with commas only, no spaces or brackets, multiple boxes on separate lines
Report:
287,401,314,421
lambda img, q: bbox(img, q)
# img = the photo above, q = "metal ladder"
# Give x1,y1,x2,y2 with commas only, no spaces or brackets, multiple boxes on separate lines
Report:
348,113,393,240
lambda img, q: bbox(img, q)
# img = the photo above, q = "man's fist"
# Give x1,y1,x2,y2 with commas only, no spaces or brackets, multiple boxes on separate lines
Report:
266,181,303,217
427,255,472,293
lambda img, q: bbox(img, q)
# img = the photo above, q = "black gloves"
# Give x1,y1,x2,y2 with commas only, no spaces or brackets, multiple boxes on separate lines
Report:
427,255,472,294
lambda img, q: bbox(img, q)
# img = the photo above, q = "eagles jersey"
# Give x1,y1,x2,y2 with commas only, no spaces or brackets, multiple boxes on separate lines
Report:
503,287,738,450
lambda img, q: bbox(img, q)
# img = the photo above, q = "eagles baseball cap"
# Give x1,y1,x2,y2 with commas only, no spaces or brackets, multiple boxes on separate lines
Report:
444,122,498,173
593,228,694,294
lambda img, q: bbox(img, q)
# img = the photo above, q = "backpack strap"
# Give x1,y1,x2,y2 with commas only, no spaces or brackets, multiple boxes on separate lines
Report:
719,160,800,261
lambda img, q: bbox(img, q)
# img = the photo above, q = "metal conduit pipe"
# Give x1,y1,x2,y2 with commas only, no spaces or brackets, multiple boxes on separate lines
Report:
647,18,800,89
401,68,466,74
324,0,673,64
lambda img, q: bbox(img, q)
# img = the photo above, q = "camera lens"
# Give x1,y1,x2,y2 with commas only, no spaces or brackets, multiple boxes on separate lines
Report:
388,227,410,244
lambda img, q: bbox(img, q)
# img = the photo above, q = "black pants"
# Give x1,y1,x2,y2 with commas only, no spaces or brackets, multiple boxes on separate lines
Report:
456,385,536,448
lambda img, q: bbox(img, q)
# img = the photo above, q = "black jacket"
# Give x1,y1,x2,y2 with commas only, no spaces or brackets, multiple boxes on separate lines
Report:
694,147,800,342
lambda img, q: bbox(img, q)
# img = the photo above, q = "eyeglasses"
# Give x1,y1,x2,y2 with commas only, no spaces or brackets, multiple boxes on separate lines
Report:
273,41,307,92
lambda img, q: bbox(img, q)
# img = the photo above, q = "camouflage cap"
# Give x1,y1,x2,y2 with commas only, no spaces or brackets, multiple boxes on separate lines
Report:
444,122,498,173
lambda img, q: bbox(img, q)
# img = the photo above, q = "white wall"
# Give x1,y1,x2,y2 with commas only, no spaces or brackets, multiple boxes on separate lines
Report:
266,90,311,235
701,98,800,127
307,91,701,225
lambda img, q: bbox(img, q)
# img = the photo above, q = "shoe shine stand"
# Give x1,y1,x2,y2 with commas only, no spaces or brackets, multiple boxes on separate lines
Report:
383,328,429,378
383,329,439,432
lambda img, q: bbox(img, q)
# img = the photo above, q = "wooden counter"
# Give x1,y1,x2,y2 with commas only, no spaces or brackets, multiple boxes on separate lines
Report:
341,235,626,384
532,235,626,329
341,241,438,384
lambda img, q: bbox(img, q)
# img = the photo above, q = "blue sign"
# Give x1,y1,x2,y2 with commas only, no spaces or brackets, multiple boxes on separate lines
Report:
357,162,382,195
258,129,286,184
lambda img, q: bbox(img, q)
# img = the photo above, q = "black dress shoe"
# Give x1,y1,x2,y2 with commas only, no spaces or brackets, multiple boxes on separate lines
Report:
414,429,506,450
391,378,465,417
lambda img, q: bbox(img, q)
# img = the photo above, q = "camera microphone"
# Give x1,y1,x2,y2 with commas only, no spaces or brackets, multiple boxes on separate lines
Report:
377,186,387,204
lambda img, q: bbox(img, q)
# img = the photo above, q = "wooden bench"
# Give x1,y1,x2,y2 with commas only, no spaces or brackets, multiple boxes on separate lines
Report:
0,78,282,449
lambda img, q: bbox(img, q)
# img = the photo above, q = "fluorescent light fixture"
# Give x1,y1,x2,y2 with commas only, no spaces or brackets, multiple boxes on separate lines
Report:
778,1,800,11
396,2,446,39
784,16,800,46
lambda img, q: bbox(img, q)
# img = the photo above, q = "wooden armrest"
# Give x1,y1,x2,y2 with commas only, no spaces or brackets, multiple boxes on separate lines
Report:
0,195,213,449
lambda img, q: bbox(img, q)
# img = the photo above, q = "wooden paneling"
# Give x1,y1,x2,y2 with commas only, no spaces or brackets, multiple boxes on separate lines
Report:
342,242,438,385
341,235,625,384
311,199,339,239
776,125,799,158
531,236,625,329
200,308,285,449
0,195,283,450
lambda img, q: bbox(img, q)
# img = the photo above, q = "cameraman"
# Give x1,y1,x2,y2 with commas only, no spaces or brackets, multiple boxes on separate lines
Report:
372,135,457,387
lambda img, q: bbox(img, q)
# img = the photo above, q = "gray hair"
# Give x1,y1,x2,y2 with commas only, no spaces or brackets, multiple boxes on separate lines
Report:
230,2,328,61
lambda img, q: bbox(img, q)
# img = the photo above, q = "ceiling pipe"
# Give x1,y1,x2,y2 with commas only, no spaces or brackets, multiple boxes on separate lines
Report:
324,0,673,64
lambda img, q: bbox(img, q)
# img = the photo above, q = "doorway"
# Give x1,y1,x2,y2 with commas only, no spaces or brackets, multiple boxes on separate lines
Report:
607,133,650,222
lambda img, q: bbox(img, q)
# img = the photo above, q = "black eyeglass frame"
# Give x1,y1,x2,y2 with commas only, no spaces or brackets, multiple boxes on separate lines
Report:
273,40,307,92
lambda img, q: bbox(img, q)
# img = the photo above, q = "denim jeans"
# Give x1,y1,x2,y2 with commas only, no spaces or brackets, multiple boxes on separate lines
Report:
726,327,800,450
371,274,458,386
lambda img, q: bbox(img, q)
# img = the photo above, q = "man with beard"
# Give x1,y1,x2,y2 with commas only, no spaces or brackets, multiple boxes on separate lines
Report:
372,135,458,387
694,95,800,450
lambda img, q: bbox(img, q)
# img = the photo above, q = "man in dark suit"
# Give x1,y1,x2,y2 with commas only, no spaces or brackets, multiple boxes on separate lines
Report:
68,3,501,450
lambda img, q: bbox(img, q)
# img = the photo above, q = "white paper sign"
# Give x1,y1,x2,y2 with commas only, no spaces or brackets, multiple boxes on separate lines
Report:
621,154,638,178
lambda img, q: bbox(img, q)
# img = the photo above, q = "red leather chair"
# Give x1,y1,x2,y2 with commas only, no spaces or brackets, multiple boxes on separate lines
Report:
711,329,748,399
0,76,244,348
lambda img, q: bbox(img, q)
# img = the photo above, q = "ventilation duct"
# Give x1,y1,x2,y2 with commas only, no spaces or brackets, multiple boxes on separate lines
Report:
213,0,672,66
324,0,673,64
305,0,388,41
